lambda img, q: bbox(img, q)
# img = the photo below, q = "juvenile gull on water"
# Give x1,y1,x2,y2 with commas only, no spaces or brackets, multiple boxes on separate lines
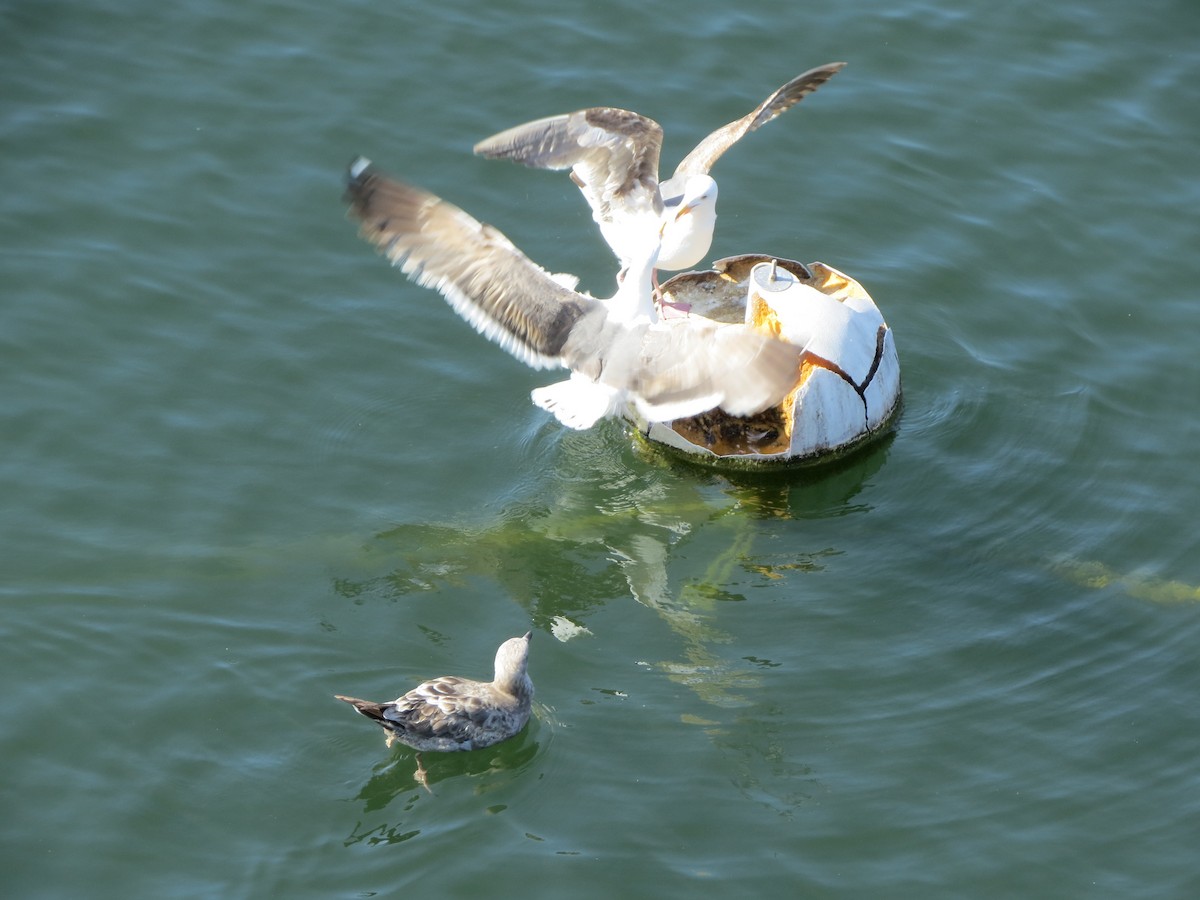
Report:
473,62,846,280
335,632,534,752
344,157,806,430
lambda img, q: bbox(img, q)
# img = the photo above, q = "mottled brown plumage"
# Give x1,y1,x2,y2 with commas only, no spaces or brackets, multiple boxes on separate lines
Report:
335,632,534,752
671,62,846,179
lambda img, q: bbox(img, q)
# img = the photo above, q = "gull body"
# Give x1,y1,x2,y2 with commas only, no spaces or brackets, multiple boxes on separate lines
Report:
344,158,805,430
335,632,534,752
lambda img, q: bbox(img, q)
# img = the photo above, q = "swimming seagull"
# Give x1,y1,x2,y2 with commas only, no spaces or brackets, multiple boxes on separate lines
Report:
344,157,805,430
473,62,846,281
335,632,534,752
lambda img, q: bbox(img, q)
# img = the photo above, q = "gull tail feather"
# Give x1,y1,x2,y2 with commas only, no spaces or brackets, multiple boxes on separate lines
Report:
334,694,390,724
531,376,623,430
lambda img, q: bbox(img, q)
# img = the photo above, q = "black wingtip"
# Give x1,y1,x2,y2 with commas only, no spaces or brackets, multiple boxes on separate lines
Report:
344,156,378,209
346,155,373,187
798,61,847,88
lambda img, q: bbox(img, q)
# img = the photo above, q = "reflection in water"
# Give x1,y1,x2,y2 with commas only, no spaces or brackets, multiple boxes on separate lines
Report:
1050,557,1200,605
330,434,892,823
344,814,421,848
714,707,823,820
343,728,541,842
332,436,892,713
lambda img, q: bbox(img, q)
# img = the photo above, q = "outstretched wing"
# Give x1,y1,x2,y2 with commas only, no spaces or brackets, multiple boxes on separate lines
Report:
344,157,599,370
611,317,806,421
671,62,846,180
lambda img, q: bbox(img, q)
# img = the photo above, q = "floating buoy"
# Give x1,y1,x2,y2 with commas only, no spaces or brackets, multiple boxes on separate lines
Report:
633,255,901,465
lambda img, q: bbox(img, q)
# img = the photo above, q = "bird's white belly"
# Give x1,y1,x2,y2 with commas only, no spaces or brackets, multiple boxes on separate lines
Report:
658,206,717,271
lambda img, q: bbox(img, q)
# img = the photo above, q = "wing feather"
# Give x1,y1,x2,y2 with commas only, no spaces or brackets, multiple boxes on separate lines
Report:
474,108,665,259
345,158,598,370
619,319,806,419
671,62,846,180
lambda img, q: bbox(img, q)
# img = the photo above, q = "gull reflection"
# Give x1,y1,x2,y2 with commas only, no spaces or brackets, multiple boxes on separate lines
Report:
332,434,891,713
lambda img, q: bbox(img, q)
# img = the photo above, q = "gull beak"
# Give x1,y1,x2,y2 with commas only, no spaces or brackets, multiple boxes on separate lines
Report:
674,202,694,221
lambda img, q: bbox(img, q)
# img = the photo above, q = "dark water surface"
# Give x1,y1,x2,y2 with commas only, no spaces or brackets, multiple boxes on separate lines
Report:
3,0,1199,896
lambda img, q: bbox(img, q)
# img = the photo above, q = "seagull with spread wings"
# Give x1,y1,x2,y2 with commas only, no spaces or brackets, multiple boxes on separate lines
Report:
344,157,805,431
473,62,845,286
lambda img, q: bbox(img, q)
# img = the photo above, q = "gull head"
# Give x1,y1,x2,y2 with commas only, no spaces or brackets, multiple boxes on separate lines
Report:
493,632,533,693
659,174,718,270
675,174,718,220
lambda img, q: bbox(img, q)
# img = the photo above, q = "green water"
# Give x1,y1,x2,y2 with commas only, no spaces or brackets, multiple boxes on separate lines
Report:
3,0,1199,896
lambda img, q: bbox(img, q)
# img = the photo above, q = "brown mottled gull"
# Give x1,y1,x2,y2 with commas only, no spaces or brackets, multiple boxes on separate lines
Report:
335,632,534,752
472,62,845,275
344,157,805,430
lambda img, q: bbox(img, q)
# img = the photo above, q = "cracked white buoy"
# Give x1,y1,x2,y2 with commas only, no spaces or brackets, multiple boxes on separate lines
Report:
633,255,901,465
